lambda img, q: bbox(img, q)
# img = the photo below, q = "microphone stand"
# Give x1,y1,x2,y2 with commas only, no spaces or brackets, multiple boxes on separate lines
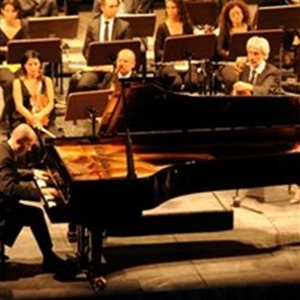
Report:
120,78,137,180
183,50,194,94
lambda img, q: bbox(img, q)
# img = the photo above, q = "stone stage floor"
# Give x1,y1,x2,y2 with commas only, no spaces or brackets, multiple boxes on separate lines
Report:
0,185,299,300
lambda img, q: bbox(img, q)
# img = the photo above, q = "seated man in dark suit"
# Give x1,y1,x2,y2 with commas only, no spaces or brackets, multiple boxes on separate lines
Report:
16,0,58,17
99,48,137,89
67,0,133,94
0,123,69,272
232,36,281,96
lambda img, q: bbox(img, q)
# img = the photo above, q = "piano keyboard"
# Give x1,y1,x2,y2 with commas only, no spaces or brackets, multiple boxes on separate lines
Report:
35,177,70,223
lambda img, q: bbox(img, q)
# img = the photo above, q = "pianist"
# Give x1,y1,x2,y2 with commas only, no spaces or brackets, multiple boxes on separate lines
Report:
0,123,69,272
231,36,281,96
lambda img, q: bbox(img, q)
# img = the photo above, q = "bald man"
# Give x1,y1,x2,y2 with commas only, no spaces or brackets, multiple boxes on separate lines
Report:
0,123,68,272
99,48,137,89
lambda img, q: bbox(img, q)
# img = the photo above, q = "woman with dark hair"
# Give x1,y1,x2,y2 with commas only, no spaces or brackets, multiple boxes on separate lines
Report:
216,0,252,60
7,49,55,167
154,0,199,91
10,49,55,130
0,0,29,62
215,0,252,94
0,0,29,122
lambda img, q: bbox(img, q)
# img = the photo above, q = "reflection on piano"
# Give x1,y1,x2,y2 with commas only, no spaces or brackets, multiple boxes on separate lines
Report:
37,78,300,289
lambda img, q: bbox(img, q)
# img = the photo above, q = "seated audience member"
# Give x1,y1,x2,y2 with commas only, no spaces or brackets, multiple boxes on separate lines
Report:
215,0,252,94
0,0,29,123
231,36,281,96
67,0,133,94
154,0,198,92
16,0,58,18
10,49,55,130
0,123,68,272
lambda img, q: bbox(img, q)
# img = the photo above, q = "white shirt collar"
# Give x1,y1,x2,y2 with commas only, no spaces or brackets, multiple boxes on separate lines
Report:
118,72,132,79
252,60,266,74
99,15,114,42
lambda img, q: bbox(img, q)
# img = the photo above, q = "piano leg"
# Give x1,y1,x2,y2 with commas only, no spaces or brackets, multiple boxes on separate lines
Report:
88,225,107,292
75,224,107,291
232,189,262,214
232,189,244,207
77,224,90,269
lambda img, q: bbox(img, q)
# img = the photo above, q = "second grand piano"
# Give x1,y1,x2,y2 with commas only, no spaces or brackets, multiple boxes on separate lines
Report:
39,78,300,287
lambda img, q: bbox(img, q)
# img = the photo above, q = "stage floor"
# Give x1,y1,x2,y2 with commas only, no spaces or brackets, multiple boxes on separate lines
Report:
0,186,299,299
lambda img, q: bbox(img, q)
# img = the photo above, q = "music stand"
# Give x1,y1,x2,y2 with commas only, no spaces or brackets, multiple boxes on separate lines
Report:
87,39,141,70
256,5,300,30
116,14,155,76
163,33,216,93
7,38,63,93
227,29,284,61
7,38,61,64
116,13,156,37
185,0,218,27
65,90,111,138
28,16,79,38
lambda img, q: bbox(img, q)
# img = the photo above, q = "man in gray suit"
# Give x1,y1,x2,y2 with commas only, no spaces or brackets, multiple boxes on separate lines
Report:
232,36,281,96
16,0,58,18
68,0,133,94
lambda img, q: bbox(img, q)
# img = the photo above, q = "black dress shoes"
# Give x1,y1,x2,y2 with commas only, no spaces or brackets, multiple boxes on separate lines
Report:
42,253,70,273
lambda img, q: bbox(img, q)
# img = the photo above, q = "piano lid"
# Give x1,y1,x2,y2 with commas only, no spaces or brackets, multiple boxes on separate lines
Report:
98,77,300,136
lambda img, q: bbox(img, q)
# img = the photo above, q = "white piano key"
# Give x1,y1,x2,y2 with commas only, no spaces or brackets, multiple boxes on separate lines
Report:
47,200,57,208
44,194,55,201
37,179,47,188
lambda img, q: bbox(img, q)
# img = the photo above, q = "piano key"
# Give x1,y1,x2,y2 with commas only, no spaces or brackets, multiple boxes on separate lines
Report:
36,179,47,188
44,194,55,201
47,200,57,208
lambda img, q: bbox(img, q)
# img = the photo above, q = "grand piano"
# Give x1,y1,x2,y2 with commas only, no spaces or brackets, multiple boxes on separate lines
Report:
39,78,300,288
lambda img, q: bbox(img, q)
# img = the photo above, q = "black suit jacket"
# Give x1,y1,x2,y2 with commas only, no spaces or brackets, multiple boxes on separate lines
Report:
98,70,138,89
82,14,133,59
239,63,281,95
0,142,41,209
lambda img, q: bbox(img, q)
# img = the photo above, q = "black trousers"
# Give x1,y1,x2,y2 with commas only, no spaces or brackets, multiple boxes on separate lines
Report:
3,202,53,257
0,68,16,123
